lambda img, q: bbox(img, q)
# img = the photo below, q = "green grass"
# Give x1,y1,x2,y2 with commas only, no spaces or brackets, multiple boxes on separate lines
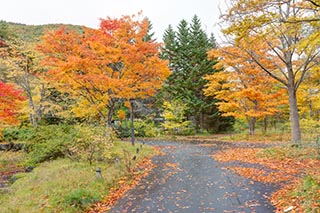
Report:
293,173,320,212
0,141,154,213
259,145,319,160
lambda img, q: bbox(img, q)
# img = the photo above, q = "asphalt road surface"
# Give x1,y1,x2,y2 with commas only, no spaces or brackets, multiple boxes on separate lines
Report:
110,141,277,213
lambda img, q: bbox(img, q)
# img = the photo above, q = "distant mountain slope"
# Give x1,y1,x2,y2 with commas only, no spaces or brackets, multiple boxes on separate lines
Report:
0,20,83,42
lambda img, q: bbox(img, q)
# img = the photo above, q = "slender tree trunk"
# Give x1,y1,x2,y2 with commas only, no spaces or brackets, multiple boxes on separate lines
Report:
36,84,46,123
288,87,301,145
247,117,256,135
130,100,135,146
27,94,37,128
23,55,37,128
263,116,268,133
107,100,115,125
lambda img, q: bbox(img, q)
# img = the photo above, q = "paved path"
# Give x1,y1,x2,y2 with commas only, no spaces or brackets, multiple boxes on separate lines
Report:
110,141,277,213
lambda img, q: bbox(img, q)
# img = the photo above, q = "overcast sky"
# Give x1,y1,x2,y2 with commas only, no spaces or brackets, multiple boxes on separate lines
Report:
1,0,227,42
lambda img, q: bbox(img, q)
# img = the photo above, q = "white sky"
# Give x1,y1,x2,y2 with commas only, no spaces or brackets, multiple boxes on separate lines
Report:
1,0,227,42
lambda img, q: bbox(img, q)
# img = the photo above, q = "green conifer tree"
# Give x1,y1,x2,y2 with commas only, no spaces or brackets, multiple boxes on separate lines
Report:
161,15,233,132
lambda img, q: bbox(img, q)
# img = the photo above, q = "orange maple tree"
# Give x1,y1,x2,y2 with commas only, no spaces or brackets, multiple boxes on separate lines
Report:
38,14,170,125
204,44,287,134
0,81,25,128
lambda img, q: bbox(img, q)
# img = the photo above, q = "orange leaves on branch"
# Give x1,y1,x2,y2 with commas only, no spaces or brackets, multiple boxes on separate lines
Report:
204,43,288,129
0,81,25,126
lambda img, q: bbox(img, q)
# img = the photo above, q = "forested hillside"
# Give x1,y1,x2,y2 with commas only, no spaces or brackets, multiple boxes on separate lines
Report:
0,20,83,42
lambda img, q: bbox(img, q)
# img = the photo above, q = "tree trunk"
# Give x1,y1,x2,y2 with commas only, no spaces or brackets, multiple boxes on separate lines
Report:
248,117,256,135
36,83,46,123
28,94,37,128
107,100,115,125
263,116,268,133
130,100,135,146
288,87,301,145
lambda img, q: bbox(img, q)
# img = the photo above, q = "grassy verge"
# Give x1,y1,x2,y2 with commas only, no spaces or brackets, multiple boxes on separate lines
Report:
0,141,154,213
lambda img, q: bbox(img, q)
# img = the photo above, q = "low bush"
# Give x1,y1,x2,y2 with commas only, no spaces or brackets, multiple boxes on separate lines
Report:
1,127,34,142
68,126,115,164
115,119,161,138
23,125,78,166
300,118,320,134
10,124,117,166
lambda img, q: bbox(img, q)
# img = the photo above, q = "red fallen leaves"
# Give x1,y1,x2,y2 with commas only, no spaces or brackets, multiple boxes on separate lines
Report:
86,158,156,213
213,147,320,212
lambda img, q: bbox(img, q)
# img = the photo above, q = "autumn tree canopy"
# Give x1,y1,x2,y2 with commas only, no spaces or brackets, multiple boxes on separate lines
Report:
204,44,288,135
38,14,170,125
219,0,320,144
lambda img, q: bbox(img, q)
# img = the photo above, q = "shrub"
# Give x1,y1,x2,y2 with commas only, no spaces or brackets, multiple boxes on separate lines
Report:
115,119,161,138
2,125,116,166
161,101,195,135
67,126,115,164
24,125,78,166
1,127,34,142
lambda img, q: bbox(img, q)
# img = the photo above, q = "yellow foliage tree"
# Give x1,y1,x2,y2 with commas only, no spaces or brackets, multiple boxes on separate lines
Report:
0,38,51,127
161,100,193,135
219,0,320,144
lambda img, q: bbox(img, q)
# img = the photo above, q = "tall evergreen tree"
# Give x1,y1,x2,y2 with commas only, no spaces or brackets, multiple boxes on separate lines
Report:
143,17,155,42
161,15,233,132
